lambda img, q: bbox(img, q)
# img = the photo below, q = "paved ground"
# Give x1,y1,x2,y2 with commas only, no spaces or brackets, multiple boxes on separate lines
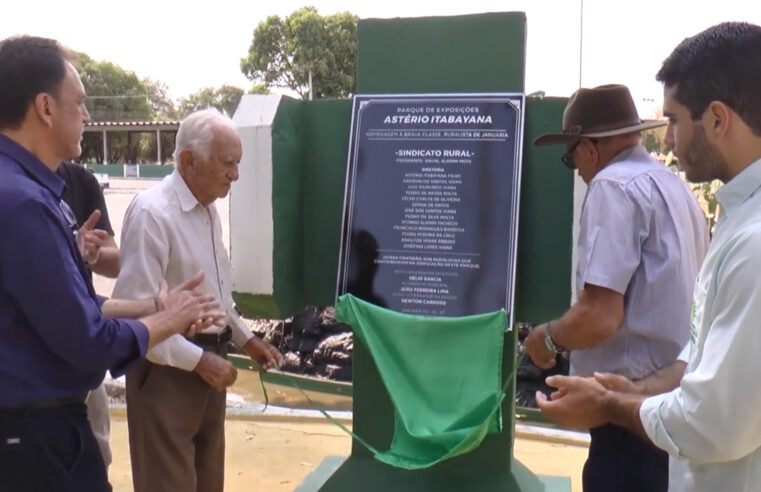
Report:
108,410,586,492
108,411,354,492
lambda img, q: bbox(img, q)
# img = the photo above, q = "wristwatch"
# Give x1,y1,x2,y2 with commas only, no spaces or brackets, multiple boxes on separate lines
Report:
543,322,565,354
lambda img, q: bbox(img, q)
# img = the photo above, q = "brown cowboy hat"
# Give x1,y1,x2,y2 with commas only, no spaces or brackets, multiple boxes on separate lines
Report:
534,84,666,146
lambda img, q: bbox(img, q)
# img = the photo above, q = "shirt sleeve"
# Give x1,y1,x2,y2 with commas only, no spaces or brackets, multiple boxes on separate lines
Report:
639,229,761,464
0,198,148,376
113,199,202,371
676,343,690,362
578,178,651,294
229,312,255,348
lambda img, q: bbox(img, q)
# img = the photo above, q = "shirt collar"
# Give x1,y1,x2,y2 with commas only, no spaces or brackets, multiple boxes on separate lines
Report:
715,156,761,215
590,145,649,184
608,144,648,166
168,169,203,213
0,134,65,199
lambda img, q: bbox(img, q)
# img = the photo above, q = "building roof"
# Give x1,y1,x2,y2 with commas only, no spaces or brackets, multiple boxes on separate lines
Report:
84,120,180,132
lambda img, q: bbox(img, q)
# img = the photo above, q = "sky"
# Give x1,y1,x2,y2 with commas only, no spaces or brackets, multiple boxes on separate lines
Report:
4,0,761,115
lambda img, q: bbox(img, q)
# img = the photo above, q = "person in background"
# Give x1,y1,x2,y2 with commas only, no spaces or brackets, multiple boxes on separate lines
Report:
58,160,120,473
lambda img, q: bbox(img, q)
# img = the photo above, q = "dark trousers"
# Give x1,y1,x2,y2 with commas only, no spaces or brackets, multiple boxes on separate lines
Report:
583,423,668,492
0,403,110,492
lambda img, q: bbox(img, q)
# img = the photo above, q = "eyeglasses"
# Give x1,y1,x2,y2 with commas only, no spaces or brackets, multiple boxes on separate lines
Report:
59,200,78,233
561,140,581,170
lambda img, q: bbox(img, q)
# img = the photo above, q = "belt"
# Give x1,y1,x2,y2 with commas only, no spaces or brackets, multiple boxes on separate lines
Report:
0,394,87,411
189,326,232,348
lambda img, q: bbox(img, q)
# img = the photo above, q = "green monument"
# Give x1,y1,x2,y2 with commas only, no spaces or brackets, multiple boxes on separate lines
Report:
292,12,572,492
230,11,574,492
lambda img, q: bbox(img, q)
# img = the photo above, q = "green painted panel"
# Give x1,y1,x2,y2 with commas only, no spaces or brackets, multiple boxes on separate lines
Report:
232,292,283,319
85,164,123,177
301,100,352,306
514,97,573,324
270,99,352,317
357,13,526,94
138,164,174,179
272,97,307,316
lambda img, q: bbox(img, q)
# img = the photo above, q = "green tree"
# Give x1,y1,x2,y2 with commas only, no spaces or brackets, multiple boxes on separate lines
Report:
641,130,661,154
240,7,358,99
249,83,271,95
177,85,245,118
143,77,177,120
641,125,667,154
665,152,720,235
71,52,178,163
72,52,152,121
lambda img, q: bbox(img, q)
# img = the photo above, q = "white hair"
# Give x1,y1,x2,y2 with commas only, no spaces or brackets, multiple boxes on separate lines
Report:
173,108,237,165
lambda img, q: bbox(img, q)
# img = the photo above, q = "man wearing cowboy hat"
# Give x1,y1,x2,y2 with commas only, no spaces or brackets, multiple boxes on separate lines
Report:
524,84,708,491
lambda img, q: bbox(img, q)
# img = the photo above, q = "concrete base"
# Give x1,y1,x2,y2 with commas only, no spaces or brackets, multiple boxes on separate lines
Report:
296,456,571,492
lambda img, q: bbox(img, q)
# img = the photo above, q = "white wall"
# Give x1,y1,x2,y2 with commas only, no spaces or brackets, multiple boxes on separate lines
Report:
571,173,586,303
230,95,282,294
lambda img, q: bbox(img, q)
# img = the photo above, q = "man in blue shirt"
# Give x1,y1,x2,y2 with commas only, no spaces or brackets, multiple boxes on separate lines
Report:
0,36,223,492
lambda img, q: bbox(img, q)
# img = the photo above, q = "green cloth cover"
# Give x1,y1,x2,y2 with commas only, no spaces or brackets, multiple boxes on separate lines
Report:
335,294,507,469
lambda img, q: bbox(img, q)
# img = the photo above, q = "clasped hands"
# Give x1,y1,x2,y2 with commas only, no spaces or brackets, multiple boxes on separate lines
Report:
534,371,640,430
154,272,227,338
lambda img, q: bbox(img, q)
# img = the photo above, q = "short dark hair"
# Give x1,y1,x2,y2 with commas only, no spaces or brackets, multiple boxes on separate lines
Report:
656,22,761,135
0,36,68,130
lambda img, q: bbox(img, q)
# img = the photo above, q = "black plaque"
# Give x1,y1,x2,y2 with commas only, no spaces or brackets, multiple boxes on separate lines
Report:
338,94,524,322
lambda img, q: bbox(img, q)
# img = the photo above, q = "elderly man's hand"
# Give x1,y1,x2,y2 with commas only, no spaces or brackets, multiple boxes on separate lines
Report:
243,337,284,372
535,375,610,430
523,323,557,369
194,352,238,390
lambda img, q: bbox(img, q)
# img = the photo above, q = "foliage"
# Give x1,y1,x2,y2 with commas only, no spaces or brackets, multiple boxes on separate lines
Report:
142,77,177,120
641,126,667,154
71,52,177,163
72,52,152,122
249,83,271,95
665,152,720,234
240,7,358,99
177,85,245,118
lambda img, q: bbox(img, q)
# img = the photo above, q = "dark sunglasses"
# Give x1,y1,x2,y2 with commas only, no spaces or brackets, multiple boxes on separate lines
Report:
561,140,582,169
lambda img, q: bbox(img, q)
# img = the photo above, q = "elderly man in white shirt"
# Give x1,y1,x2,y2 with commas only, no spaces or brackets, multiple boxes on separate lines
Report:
113,109,283,492
536,22,761,492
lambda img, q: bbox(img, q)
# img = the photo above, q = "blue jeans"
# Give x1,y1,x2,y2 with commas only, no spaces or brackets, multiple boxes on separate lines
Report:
0,403,110,492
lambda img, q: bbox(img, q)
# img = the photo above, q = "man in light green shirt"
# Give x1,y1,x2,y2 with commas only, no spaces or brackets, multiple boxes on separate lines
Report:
536,21,761,492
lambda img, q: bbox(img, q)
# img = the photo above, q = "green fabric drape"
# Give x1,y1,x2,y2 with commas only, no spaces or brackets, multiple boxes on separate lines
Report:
336,294,508,469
